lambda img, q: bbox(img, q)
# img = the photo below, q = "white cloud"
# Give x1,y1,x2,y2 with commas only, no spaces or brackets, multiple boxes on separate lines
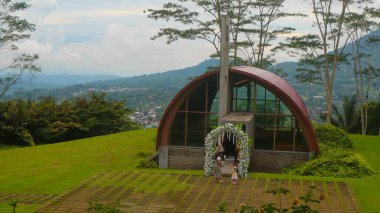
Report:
16,0,379,77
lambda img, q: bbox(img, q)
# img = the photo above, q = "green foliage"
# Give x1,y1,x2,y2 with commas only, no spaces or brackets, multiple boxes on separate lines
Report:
285,125,375,178
331,95,360,133
136,159,158,168
285,149,374,178
88,201,120,213
314,123,353,149
0,92,141,146
0,0,41,98
223,183,324,213
217,202,227,212
8,200,17,213
363,101,380,135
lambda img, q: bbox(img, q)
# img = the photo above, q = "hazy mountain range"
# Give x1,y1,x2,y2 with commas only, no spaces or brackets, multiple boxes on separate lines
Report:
3,29,380,118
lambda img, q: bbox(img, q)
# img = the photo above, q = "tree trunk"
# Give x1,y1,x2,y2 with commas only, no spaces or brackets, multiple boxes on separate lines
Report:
325,89,333,124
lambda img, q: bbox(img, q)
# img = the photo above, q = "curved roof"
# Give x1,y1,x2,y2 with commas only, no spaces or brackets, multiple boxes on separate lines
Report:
157,66,319,153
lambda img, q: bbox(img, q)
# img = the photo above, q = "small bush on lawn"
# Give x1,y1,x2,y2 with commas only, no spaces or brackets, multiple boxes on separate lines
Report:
314,123,353,149
219,180,325,213
285,150,374,178
88,200,120,213
136,159,157,168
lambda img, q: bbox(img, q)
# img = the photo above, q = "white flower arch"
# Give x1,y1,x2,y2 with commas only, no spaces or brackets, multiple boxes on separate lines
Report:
204,123,252,177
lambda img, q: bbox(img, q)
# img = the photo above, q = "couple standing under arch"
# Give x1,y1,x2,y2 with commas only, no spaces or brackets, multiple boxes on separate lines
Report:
214,136,240,184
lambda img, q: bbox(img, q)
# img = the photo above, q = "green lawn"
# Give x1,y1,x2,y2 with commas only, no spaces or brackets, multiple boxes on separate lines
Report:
348,134,380,213
0,130,379,212
0,128,157,194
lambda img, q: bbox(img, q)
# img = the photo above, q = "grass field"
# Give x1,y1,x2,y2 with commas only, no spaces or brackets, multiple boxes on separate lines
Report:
0,129,378,212
348,134,380,213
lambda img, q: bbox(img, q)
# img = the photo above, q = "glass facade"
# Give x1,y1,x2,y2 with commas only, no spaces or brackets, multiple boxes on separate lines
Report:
169,73,308,152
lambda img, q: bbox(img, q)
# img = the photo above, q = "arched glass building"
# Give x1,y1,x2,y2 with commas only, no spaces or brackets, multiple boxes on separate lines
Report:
157,66,319,172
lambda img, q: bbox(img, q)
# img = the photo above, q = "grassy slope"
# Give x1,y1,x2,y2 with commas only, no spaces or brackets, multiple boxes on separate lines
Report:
349,134,380,213
0,128,157,194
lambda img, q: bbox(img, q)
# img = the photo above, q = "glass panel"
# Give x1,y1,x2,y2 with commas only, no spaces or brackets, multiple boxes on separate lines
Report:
210,97,219,113
275,116,294,151
266,89,276,101
279,102,291,115
188,84,206,111
187,113,206,147
256,100,265,113
236,100,249,112
230,76,253,112
207,80,218,112
254,115,274,150
256,84,266,100
265,100,278,113
178,99,187,111
265,115,275,127
236,85,248,99
295,124,308,151
276,129,294,151
208,114,218,132
277,116,293,128
170,112,186,146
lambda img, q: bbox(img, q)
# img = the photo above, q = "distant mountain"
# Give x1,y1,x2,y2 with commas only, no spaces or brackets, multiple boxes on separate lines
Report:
4,29,380,121
5,59,219,111
8,74,121,92
84,59,219,89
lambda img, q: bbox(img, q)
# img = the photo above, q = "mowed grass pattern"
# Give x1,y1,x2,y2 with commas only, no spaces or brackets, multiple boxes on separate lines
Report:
0,130,378,212
36,171,358,213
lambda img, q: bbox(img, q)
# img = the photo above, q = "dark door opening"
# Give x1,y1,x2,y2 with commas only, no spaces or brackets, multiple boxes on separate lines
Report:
223,124,245,161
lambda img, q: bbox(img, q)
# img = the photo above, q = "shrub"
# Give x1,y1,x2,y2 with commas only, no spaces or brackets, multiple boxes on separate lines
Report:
285,150,375,178
219,181,324,213
136,159,157,168
88,201,120,213
314,123,353,149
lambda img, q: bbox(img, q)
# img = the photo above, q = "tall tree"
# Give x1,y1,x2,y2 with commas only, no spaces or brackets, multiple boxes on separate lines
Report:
276,0,360,124
0,0,40,98
344,4,380,134
238,0,305,69
146,0,305,69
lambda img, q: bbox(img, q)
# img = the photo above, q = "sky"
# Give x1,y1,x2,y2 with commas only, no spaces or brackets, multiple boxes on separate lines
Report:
9,0,380,77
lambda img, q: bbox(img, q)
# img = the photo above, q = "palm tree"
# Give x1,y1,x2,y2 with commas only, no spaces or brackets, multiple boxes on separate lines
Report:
331,95,360,133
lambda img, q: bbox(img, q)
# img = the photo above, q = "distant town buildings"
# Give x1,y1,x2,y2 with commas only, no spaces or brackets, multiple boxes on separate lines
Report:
129,106,163,128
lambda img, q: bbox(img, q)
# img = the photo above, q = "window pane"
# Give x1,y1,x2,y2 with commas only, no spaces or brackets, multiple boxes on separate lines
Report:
208,114,218,132
265,100,278,113
210,98,219,113
256,84,266,100
236,100,249,112
256,100,265,113
255,115,274,150
170,112,186,146
275,129,294,151
236,85,248,99
187,113,206,147
279,102,291,115
179,99,186,111
266,90,276,101
188,85,206,111
278,116,293,128
265,115,275,127
295,126,308,152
